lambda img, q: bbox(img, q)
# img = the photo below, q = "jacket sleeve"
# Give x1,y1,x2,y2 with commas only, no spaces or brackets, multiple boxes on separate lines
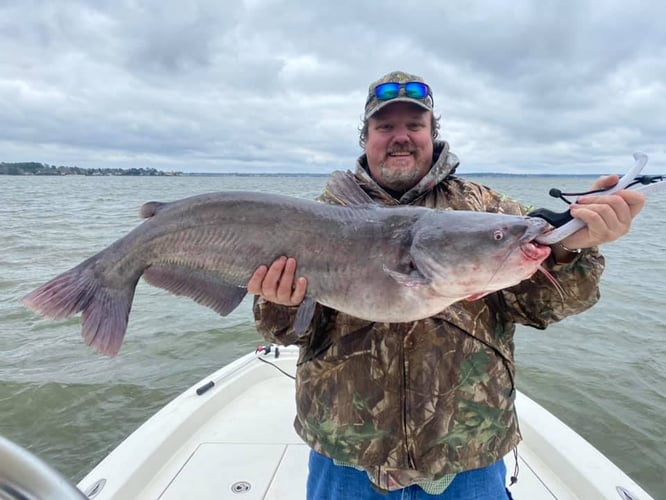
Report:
497,249,605,328
253,296,337,348
253,296,307,346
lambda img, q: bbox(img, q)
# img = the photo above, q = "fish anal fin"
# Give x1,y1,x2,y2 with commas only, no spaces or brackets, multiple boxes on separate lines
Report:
383,265,431,288
143,264,247,316
293,297,317,336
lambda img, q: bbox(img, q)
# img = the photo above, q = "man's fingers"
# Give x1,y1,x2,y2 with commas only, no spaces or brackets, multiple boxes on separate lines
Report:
619,190,647,218
576,190,646,229
291,277,308,304
570,205,615,241
570,187,647,246
584,174,646,218
247,265,268,295
276,257,298,303
247,256,307,306
575,195,630,227
262,256,287,298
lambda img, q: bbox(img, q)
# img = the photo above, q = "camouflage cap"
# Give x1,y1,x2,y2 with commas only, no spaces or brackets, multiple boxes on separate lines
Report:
364,71,434,120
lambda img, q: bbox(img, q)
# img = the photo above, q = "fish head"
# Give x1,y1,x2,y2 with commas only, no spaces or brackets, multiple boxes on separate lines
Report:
411,211,551,299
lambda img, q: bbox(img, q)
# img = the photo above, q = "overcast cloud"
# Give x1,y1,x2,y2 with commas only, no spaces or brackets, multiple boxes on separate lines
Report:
1,0,665,174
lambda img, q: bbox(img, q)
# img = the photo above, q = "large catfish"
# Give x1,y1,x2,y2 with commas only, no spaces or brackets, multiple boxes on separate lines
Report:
23,171,552,356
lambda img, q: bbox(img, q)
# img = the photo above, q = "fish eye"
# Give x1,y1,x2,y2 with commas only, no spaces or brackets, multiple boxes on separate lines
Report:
493,230,504,241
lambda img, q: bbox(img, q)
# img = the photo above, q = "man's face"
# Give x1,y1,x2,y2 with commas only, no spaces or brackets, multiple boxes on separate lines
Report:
365,102,434,194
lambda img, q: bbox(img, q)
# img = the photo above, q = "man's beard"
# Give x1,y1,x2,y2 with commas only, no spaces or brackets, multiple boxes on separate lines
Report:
376,156,425,193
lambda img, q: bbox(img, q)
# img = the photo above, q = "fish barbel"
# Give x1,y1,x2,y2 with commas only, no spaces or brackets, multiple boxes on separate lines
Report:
23,172,551,356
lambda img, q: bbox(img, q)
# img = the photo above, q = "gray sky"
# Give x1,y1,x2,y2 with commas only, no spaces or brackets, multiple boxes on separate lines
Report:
2,0,665,174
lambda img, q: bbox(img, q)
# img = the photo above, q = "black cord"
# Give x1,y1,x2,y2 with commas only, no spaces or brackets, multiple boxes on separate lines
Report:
257,355,296,380
549,175,664,205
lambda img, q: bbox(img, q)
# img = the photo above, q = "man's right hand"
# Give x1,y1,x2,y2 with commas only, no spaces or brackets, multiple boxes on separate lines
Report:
247,256,308,306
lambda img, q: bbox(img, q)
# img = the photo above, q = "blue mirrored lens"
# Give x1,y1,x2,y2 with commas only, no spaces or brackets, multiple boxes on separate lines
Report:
374,82,400,100
374,82,429,101
404,82,428,99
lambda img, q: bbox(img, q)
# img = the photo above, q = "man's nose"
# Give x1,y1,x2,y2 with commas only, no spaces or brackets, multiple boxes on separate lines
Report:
390,126,411,143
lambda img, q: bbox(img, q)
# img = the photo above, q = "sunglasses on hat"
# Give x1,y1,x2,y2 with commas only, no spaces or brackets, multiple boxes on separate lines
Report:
373,81,431,101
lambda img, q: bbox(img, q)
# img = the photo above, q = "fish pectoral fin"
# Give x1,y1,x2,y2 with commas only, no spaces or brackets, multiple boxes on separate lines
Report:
383,265,431,287
143,264,247,316
293,297,317,336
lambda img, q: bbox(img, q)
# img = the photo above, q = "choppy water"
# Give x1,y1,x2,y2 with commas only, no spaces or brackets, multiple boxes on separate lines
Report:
1,174,664,498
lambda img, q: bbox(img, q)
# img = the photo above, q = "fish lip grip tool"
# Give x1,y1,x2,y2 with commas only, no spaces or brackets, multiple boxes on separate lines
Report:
529,152,666,245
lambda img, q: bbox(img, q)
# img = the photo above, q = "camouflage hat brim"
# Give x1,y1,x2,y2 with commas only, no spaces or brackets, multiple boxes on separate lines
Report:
364,70,434,120
365,96,432,120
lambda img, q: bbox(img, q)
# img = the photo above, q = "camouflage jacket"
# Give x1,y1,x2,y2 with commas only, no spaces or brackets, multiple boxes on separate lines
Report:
253,141,605,491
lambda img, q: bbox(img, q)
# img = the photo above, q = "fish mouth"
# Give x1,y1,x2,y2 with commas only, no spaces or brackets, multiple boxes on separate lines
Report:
519,218,552,261
520,240,551,261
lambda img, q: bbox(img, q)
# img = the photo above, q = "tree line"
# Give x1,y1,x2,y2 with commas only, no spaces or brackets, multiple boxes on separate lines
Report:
0,162,181,176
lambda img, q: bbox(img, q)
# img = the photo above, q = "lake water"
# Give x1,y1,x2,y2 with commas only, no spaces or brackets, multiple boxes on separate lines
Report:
1,174,664,498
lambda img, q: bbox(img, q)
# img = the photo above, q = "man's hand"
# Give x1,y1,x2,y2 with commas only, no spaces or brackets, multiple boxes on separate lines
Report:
247,256,308,306
559,174,646,250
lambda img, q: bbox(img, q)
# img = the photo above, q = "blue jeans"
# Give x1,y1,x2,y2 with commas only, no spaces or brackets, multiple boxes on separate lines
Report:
307,450,512,499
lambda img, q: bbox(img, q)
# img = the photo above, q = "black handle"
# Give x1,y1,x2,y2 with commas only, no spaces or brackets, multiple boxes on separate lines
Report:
527,207,573,228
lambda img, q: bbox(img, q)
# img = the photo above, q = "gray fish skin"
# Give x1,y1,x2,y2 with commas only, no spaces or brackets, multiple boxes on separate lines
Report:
23,190,551,356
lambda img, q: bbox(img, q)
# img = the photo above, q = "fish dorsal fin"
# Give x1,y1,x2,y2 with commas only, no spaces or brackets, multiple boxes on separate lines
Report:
324,170,376,207
140,201,167,219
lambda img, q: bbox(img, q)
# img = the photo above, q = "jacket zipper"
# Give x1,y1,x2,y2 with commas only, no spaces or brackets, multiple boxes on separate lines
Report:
400,338,417,469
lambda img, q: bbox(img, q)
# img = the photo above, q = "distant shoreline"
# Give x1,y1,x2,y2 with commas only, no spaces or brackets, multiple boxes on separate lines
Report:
0,162,181,177
1,162,601,178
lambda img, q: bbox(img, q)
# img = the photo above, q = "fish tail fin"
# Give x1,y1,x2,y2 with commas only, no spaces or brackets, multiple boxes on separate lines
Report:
22,260,97,319
22,260,135,356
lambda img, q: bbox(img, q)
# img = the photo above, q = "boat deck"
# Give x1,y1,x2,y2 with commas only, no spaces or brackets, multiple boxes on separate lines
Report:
78,348,653,500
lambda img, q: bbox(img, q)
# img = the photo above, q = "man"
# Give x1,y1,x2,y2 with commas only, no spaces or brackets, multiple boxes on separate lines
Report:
247,71,645,499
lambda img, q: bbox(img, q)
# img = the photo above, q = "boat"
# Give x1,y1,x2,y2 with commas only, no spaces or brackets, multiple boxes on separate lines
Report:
0,345,655,499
